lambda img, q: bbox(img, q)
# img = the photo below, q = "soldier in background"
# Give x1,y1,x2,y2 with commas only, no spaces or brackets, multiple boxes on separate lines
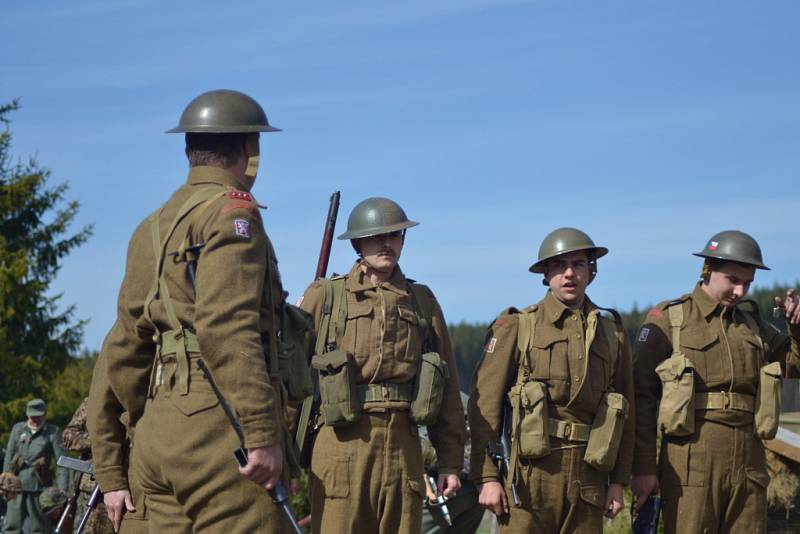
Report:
62,398,115,534
299,197,466,534
468,228,634,533
2,398,68,534
0,473,21,526
421,392,484,534
632,230,800,534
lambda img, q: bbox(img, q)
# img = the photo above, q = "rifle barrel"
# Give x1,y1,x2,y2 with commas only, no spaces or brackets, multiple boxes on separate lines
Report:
314,191,340,280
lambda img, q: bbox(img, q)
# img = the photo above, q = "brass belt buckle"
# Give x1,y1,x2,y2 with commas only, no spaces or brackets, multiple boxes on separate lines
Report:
722,391,730,409
563,422,572,439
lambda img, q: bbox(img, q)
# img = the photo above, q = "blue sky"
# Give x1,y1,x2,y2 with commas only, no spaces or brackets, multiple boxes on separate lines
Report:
2,1,799,350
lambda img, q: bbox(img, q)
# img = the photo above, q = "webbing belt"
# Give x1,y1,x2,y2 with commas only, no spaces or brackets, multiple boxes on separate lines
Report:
159,329,200,356
695,391,755,412
548,419,592,442
356,383,414,403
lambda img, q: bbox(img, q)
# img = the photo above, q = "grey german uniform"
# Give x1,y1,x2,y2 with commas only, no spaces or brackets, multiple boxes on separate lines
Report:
2,421,68,534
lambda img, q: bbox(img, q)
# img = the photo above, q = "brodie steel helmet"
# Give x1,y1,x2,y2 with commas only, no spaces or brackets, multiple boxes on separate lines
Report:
693,230,769,270
337,197,419,241
166,89,281,133
529,227,608,274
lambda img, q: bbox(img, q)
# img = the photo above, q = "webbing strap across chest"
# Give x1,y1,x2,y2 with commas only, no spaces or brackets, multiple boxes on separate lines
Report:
516,308,620,381
314,276,433,359
142,186,228,395
667,303,684,356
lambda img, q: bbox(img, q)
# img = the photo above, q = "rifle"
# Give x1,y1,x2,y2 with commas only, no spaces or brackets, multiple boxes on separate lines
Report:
56,456,100,534
486,401,520,508
296,191,340,468
196,359,303,534
632,495,662,534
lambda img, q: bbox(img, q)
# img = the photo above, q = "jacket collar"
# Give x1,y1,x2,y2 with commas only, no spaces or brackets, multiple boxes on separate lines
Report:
186,165,249,191
540,290,597,324
345,261,409,296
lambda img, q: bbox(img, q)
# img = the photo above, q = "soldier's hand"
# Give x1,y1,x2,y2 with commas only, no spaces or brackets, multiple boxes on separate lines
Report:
239,445,283,491
437,473,461,499
103,489,135,533
604,483,624,519
478,480,508,517
631,474,659,511
776,289,800,325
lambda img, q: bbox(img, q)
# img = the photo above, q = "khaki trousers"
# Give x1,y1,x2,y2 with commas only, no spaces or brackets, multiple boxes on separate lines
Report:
660,420,768,534
500,440,606,534
310,409,424,534
134,362,290,533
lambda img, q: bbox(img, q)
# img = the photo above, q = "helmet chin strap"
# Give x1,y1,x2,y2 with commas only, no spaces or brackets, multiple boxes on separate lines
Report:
244,135,260,180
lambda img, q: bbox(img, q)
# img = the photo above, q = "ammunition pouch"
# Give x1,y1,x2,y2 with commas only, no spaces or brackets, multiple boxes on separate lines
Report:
755,361,782,439
276,304,314,402
10,455,24,475
311,349,361,427
508,380,550,459
656,354,695,437
410,352,449,425
584,392,629,472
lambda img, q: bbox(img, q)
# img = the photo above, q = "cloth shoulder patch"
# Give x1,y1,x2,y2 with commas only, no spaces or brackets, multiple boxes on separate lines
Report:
234,218,251,239
485,337,497,353
637,327,651,343
647,308,663,320
494,318,509,329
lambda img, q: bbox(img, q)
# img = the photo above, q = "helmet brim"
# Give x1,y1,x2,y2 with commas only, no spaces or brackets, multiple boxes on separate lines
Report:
692,252,770,270
165,124,281,133
529,246,608,273
338,220,419,241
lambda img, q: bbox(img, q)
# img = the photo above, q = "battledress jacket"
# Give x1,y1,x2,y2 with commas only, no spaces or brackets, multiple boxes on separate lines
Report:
299,262,466,473
469,291,635,486
632,283,800,476
3,421,68,492
87,166,285,493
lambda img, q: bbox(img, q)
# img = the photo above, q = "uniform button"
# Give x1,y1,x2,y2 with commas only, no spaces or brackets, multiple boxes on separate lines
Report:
575,377,581,382
152,334,158,343
571,316,577,321
578,355,583,360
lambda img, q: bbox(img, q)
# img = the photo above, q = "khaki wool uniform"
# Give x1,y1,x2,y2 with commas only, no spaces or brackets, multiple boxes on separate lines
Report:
468,291,635,534
91,166,290,533
633,284,800,534
300,262,466,534
87,356,148,534
63,397,118,534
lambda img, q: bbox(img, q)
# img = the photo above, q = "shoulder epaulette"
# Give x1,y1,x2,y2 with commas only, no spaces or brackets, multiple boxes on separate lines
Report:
330,274,345,280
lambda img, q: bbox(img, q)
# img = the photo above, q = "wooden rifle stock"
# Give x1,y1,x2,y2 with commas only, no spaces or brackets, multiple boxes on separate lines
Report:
314,191,340,280
296,191,340,468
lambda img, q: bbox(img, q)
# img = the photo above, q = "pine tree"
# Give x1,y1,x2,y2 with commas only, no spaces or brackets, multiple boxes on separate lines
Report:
0,99,92,437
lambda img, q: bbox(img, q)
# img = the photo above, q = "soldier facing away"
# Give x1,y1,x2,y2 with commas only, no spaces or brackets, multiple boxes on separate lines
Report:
299,197,466,534
87,89,292,532
631,230,800,534
2,398,69,534
468,227,635,533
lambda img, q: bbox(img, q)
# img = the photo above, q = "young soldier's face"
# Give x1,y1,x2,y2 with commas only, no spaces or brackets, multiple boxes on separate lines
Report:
544,251,590,306
704,261,756,307
356,231,404,273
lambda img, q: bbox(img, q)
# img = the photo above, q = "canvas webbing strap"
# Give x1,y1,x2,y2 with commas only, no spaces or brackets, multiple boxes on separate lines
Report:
668,303,684,356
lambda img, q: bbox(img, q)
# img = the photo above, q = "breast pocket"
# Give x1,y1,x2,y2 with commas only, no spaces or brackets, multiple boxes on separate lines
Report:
680,328,720,386
588,342,611,392
397,304,423,363
343,299,374,364
531,326,569,381
741,333,764,385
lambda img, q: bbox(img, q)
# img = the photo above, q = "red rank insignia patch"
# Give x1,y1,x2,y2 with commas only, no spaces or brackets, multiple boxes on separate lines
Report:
647,308,663,320
228,191,253,201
